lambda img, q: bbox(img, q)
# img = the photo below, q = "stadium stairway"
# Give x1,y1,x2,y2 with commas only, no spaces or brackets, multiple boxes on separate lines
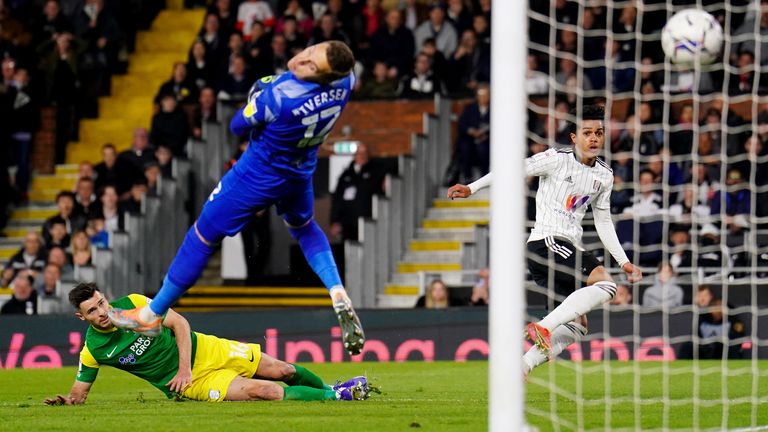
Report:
0,164,78,273
379,187,490,308
2,4,203,277
174,286,332,312
66,6,204,163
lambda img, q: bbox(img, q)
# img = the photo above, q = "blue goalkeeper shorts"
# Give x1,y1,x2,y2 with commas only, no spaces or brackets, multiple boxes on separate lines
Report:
195,159,314,244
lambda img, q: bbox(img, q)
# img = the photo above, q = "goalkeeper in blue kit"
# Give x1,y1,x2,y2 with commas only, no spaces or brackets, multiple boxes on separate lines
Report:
109,41,365,355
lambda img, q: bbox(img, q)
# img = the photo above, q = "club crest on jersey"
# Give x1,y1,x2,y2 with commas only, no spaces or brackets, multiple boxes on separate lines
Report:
565,194,589,212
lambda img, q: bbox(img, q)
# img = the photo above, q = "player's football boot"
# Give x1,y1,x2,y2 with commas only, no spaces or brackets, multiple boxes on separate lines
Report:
333,297,365,355
334,376,379,401
332,375,367,392
108,306,163,337
525,322,552,356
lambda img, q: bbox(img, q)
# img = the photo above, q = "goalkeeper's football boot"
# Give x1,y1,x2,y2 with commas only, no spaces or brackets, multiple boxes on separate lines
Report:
526,322,552,356
333,296,365,355
108,306,163,337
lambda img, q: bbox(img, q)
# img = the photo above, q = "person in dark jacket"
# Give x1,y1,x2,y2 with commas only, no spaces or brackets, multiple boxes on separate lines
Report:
456,84,490,182
368,9,414,78
1,271,37,315
2,232,46,286
150,94,191,156
330,144,384,241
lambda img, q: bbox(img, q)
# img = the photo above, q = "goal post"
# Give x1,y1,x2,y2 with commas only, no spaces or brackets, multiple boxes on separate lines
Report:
488,0,527,430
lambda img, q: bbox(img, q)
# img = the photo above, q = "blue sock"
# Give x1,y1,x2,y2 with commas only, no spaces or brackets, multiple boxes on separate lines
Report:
288,220,342,290
150,227,216,315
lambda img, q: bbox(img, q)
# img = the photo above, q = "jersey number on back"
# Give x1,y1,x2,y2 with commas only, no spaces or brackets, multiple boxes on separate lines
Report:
297,106,342,148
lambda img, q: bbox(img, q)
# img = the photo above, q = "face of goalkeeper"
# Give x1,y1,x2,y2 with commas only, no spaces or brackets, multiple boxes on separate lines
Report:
570,119,605,163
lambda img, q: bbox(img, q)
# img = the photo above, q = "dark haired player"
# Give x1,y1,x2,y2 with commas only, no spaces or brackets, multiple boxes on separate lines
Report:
108,41,366,355
45,283,373,404
447,105,642,376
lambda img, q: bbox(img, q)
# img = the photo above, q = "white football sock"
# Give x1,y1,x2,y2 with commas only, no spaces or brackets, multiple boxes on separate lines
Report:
523,321,588,373
537,281,616,331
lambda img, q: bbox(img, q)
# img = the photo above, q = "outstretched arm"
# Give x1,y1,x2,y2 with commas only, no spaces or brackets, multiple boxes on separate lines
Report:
447,172,493,199
44,380,92,405
593,206,643,283
229,106,253,136
163,308,193,394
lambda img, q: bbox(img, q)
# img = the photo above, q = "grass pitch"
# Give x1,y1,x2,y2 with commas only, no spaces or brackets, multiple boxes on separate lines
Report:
1,361,767,431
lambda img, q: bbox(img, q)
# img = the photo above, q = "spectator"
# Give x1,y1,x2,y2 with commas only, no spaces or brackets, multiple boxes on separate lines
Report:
710,168,750,233
414,4,458,58
556,57,593,92
330,144,384,241
93,144,136,197
221,32,245,78
470,268,489,306
415,279,456,308
72,0,124,82
401,0,429,32
199,14,225,64
32,0,73,46
419,37,448,85
144,162,162,195
155,145,174,179
397,52,445,99
217,55,251,99
244,20,272,78
692,285,746,359
43,191,86,243
269,34,290,75
38,32,84,164
45,217,70,250
34,263,61,298
609,284,632,306
731,7,768,67
623,169,662,218
5,61,36,195
729,50,756,95
456,84,490,182
121,179,148,215
74,177,99,219
526,54,548,95
446,29,490,95
2,231,46,286
155,62,198,106
0,271,37,315
368,8,414,79
77,161,95,185
209,0,237,34
119,128,157,174
99,184,124,233
46,246,74,281
446,0,473,34
358,61,397,99
186,40,214,91
669,185,711,226
471,13,490,47
192,87,217,139
308,13,351,46
70,230,93,267
236,0,274,36
86,216,109,249
277,14,308,56
668,226,693,272
150,93,191,156
642,262,684,308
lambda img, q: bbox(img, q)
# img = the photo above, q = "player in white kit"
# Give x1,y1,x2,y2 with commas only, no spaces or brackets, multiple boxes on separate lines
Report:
447,105,643,376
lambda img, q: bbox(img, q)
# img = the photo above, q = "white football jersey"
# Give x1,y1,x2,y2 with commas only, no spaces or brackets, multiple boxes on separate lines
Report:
526,148,614,247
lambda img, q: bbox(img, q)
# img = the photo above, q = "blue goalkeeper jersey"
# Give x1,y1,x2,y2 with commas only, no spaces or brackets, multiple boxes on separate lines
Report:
230,72,355,179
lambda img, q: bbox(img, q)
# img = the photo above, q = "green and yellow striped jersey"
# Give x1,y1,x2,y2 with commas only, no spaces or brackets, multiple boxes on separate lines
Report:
76,294,198,398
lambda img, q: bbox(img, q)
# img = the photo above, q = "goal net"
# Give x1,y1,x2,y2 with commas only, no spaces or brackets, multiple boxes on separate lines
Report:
523,1,768,429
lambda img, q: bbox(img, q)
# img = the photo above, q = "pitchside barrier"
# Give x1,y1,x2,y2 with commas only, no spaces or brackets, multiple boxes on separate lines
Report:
1,308,766,369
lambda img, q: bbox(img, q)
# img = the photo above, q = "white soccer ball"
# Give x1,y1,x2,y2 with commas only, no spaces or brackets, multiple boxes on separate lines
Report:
661,9,723,65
